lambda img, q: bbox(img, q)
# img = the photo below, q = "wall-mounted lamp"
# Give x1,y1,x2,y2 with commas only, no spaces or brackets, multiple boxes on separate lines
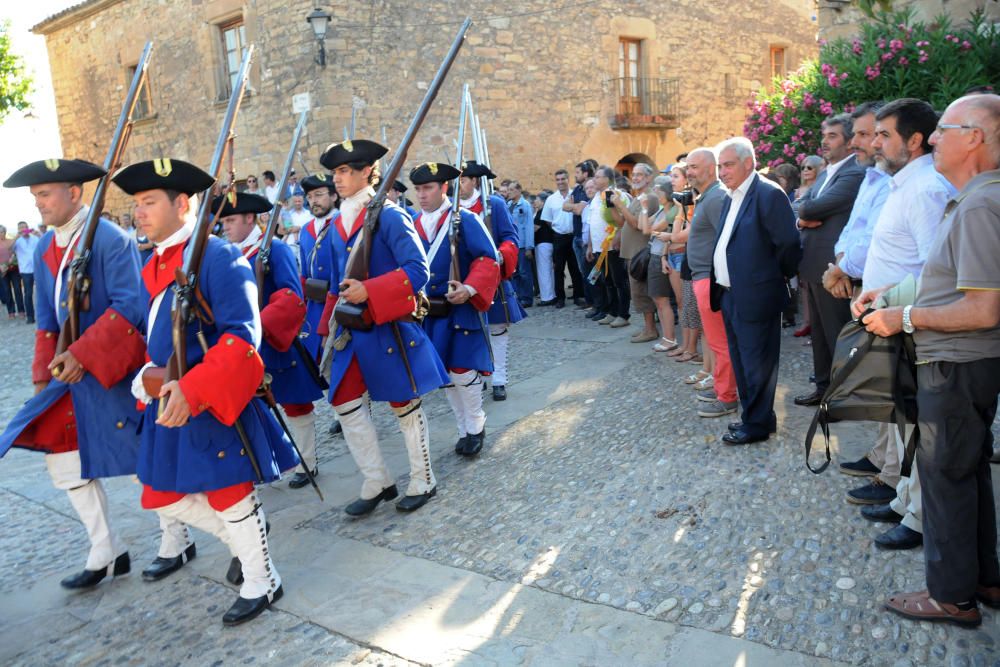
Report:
307,8,332,67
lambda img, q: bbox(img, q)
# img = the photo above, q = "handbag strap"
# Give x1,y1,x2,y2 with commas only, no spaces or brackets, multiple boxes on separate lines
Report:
805,321,877,474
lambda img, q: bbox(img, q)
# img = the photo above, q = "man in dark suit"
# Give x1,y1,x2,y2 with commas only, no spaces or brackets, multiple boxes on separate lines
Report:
711,138,802,445
794,114,866,405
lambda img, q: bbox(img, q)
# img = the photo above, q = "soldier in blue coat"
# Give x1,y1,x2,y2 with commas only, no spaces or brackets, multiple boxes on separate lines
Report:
314,139,449,515
0,159,146,590
388,179,418,218
112,158,298,626
217,192,326,490
459,161,526,402
410,162,501,458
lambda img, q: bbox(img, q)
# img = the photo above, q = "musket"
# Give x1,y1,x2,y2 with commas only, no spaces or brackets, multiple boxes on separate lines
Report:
349,106,356,139
466,92,510,325
52,41,154,377
296,150,311,177
258,380,323,501
450,85,494,367
161,46,264,482
256,110,308,308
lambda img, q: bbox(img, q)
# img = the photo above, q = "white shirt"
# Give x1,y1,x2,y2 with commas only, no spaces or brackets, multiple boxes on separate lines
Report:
419,199,451,244
712,172,756,287
285,207,312,245
862,153,955,290
541,189,574,235
585,197,607,252
339,186,374,233
264,184,279,204
13,233,39,273
237,225,263,255
815,154,852,197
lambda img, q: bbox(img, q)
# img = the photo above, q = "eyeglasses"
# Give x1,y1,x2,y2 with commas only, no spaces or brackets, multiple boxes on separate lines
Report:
801,166,815,171
936,124,980,133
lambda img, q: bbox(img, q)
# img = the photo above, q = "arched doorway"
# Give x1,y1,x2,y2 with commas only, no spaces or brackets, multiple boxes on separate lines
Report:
614,152,657,179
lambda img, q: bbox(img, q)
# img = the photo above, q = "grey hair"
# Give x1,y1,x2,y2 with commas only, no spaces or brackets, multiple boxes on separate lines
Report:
802,154,824,170
632,162,655,177
687,147,718,166
958,93,1000,165
715,137,757,168
823,112,854,141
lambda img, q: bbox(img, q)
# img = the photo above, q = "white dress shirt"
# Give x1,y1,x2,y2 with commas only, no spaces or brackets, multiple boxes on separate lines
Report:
541,189,574,234
712,172,756,288
814,153,852,197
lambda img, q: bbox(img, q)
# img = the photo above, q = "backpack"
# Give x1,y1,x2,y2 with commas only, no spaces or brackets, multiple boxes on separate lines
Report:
804,311,918,474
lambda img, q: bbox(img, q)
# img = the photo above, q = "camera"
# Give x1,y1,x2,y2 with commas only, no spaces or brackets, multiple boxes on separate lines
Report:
671,189,695,207
604,189,614,206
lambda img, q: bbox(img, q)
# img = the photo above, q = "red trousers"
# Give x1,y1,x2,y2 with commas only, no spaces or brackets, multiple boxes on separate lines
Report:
693,278,737,404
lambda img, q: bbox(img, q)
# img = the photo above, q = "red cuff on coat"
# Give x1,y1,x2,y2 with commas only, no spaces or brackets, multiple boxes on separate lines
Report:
261,288,306,353
466,257,501,312
33,330,59,384
498,240,519,281
178,334,264,426
364,268,419,325
68,309,146,389
317,293,337,337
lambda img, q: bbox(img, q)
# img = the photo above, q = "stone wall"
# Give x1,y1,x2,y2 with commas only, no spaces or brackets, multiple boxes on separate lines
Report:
818,0,1000,40
36,0,817,212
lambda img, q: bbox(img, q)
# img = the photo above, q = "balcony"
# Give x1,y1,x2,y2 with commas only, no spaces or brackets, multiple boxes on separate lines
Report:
608,77,680,130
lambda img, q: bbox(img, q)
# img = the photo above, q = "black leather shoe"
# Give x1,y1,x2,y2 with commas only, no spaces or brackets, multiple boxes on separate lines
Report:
492,385,507,401
721,430,769,446
461,429,485,457
555,301,566,309
329,421,343,436
344,484,399,517
396,487,437,512
727,421,777,434
226,557,243,586
588,311,607,321
538,299,557,307
847,479,896,505
61,552,130,590
874,524,923,550
573,298,587,307
520,301,533,308
861,503,903,523
454,435,469,454
793,391,823,407
222,586,284,626
288,469,318,489
142,543,196,582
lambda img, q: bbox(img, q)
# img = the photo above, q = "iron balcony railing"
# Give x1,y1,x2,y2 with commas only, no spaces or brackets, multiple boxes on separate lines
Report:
609,77,681,129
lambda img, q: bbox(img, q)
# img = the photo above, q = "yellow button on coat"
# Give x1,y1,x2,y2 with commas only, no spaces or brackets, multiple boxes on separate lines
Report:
217,451,225,459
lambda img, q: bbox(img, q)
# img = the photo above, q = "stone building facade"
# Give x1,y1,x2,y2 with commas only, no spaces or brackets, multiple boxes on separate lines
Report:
35,0,817,210
818,0,1000,40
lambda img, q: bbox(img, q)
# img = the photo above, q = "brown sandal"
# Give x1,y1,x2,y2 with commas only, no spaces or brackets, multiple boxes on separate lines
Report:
674,351,697,363
884,590,982,627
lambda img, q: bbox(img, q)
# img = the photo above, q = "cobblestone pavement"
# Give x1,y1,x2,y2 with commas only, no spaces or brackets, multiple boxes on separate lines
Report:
2,306,1000,666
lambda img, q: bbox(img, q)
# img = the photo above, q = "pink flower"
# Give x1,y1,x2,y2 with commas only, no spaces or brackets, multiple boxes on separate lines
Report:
827,73,841,88
821,63,834,76
819,100,834,115
783,144,794,157
865,65,881,80
818,38,828,46
898,56,909,66
749,130,760,142
877,37,887,49
918,50,929,63
768,159,781,169
796,153,806,165
916,40,929,47
881,51,894,61
889,39,904,51
852,39,863,55
791,117,801,126
841,72,849,80
961,40,972,50
802,92,815,108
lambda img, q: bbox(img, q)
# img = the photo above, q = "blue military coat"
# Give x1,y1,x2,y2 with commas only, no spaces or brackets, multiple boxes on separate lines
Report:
247,238,324,405
0,219,144,478
417,204,499,372
139,236,298,493
325,201,449,403
479,194,526,326
298,216,335,359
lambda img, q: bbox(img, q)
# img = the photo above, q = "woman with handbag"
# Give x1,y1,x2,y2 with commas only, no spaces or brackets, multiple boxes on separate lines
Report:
639,181,678,352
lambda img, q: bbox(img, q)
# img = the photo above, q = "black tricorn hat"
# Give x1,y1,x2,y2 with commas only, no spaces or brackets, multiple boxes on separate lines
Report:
4,159,106,188
461,160,496,180
392,179,408,193
319,139,388,170
301,173,335,194
211,192,272,218
409,162,461,185
112,159,215,196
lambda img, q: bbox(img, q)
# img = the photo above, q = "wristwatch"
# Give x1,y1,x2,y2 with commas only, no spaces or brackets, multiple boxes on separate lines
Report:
902,305,915,334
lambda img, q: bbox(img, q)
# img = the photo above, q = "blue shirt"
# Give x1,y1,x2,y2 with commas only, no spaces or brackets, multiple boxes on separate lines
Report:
508,197,535,249
833,166,890,279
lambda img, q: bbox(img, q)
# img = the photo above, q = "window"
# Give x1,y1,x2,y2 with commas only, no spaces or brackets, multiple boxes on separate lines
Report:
724,73,736,102
770,46,786,81
618,38,642,115
220,19,247,97
126,65,152,119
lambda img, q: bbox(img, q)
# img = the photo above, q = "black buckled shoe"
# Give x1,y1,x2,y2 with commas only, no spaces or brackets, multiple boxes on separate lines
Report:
288,468,318,490
396,487,437,512
454,436,469,454
875,524,923,550
61,551,130,590
861,503,903,523
461,428,485,457
142,543,196,582
344,485,399,517
492,385,507,401
222,585,284,626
